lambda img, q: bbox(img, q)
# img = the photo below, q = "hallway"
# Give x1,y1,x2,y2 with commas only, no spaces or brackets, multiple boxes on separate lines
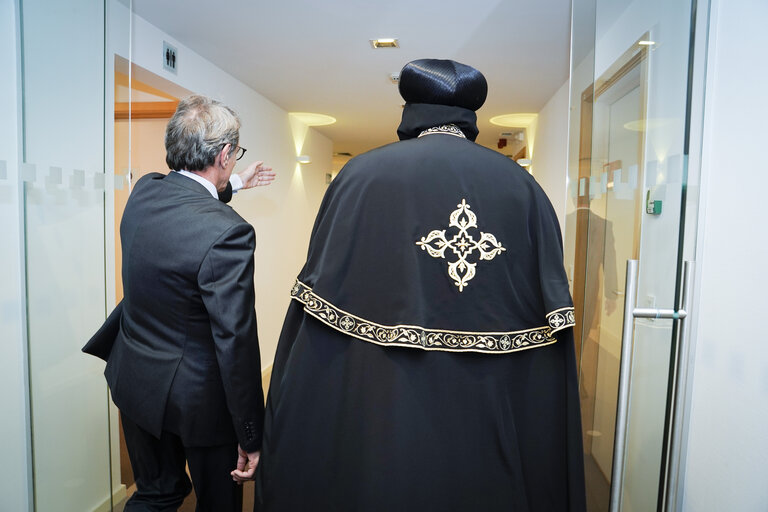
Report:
1,0,767,510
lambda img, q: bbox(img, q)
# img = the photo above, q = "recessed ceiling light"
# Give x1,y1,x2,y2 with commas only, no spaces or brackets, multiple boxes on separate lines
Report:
370,38,399,49
490,113,538,127
289,112,336,126
638,40,656,46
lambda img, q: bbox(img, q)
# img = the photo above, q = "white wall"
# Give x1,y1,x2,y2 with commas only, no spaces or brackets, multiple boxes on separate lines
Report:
532,79,570,234
0,1,31,510
681,0,768,510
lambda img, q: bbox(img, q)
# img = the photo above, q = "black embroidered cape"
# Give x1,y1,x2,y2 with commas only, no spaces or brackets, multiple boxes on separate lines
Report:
255,104,586,512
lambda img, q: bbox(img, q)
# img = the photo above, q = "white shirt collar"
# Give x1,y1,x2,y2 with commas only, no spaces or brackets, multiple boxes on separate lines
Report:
175,170,219,199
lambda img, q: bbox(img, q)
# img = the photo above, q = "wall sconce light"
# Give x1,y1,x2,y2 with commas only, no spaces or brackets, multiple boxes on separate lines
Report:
297,155,311,164
516,158,532,167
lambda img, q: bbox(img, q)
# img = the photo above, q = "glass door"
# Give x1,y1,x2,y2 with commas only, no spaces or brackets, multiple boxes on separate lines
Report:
575,40,649,512
19,0,114,510
14,0,128,509
565,0,704,510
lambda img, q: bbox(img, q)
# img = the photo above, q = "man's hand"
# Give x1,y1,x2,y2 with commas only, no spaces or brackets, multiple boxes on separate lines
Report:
231,444,260,484
237,161,276,189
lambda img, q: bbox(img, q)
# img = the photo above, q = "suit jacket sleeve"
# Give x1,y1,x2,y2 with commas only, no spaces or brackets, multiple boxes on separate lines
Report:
198,222,264,452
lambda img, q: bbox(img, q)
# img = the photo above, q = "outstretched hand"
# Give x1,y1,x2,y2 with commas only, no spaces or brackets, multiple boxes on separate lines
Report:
237,161,275,189
231,445,261,484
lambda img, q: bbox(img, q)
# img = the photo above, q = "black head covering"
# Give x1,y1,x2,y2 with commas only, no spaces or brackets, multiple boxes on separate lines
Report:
398,59,488,111
397,59,487,142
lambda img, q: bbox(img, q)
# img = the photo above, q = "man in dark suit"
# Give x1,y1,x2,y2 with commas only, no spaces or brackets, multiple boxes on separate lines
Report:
105,95,275,511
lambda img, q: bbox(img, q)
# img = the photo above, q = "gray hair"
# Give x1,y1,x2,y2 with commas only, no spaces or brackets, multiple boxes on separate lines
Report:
165,95,241,172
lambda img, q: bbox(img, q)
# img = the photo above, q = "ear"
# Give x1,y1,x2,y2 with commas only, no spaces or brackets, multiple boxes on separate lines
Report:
219,143,231,167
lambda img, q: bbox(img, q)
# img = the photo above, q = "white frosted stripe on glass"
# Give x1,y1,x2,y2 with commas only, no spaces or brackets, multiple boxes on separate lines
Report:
629,164,638,189
114,174,125,190
601,171,608,193
590,175,600,199
47,166,62,186
667,154,682,183
71,169,85,189
21,163,36,182
579,177,586,197
646,160,658,187
93,173,105,190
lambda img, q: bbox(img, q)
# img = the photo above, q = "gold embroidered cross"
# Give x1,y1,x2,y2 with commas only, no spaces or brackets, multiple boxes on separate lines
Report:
340,316,355,331
416,199,506,292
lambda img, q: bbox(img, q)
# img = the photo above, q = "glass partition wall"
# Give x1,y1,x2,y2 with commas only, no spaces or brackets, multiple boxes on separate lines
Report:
566,0,705,510
6,2,198,509
4,1,209,508
4,0,126,509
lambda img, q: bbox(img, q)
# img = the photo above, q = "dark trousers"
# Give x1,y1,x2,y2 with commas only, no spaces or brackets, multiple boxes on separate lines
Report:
121,413,243,512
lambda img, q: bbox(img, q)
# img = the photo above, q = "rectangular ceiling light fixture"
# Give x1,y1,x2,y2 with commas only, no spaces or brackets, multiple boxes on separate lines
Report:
370,38,399,49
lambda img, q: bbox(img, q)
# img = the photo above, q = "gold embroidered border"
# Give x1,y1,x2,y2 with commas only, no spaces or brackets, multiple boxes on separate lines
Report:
290,280,574,354
417,124,467,139
547,307,576,335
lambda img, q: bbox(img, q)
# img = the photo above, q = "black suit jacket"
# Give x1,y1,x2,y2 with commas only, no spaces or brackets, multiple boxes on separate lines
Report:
83,182,233,359
103,172,263,451
83,185,234,360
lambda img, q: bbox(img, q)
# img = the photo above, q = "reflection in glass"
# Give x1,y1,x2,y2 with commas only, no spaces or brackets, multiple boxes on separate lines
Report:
572,36,649,512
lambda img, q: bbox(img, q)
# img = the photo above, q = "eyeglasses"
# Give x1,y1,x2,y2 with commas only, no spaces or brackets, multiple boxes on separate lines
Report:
222,144,247,161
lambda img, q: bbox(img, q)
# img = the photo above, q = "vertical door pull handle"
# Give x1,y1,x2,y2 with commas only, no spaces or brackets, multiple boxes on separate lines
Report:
609,260,640,512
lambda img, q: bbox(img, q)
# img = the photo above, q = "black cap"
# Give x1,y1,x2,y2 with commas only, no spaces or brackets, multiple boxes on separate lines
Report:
398,59,488,112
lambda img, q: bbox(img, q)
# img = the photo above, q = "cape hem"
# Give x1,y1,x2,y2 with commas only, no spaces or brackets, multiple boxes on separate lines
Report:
290,280,574,354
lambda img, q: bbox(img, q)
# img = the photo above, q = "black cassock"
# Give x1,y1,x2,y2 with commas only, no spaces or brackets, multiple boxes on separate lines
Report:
256,104,586,511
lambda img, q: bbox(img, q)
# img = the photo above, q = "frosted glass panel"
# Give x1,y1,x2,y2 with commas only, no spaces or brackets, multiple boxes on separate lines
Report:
20,0,113,510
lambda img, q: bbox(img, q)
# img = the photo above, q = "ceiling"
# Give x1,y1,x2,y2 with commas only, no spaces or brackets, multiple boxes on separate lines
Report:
122,0,572,158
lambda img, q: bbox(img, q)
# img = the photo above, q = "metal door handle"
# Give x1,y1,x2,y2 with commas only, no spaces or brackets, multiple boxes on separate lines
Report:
609,260,639,512
633,308,687,319
609,260,694,512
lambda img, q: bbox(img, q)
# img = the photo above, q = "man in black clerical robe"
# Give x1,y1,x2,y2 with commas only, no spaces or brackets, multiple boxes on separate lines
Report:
256,59,586,512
